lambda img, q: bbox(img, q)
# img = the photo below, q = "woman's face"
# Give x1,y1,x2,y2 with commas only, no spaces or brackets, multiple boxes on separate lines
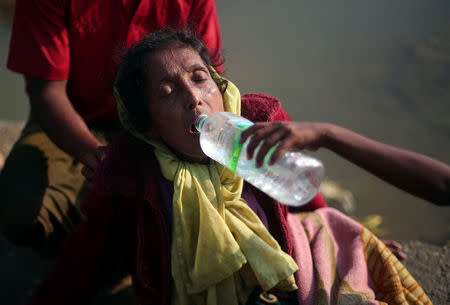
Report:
145,44,224,163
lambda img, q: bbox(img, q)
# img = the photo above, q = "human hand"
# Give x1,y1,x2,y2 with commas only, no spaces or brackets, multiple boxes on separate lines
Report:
382,240,407,261
80,146,107,188
239,121,330,168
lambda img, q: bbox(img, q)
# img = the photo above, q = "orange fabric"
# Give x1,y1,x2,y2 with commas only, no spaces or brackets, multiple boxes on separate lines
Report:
361,229,432,305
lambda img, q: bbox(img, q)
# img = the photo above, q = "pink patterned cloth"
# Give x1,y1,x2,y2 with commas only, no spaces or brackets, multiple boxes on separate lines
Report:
287,208,432,305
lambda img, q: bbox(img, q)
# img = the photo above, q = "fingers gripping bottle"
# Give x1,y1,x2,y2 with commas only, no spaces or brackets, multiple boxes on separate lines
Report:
195,112,324,206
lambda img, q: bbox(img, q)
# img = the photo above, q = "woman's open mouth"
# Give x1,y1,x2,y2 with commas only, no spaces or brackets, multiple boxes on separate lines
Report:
189,122,200,135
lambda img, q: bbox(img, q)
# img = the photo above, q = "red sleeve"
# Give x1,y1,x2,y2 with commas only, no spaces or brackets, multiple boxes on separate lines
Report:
190,0,224,74
271,102,292,122
7,0,70,80
27,193,115,305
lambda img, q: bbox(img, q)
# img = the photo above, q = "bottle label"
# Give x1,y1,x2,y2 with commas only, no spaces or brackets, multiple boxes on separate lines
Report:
228,120,278,172
229,138,279,173
228,121,253,172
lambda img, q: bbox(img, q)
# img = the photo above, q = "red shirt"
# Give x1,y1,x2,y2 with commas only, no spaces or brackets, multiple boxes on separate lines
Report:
7,0,223,123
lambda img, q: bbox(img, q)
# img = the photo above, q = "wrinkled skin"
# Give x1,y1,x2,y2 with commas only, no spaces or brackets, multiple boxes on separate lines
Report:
144,45,224,163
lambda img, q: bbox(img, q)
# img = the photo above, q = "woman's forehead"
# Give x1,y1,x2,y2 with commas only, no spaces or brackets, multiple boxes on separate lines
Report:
146,46,205,81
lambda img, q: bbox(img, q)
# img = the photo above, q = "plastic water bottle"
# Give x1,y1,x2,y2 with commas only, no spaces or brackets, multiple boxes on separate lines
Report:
195,112,324,206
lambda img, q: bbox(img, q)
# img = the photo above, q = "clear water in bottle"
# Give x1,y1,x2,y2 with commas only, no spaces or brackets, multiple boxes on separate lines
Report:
195,112,324,206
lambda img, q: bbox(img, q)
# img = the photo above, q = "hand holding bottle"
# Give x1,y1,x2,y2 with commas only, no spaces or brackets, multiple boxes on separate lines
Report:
196,112,324,206
240,120,450,206
240,121,330,168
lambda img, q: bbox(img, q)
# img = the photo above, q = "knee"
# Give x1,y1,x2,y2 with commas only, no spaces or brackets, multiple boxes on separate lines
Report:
0,212,46,250
0,175,47,250
0,145,48,237
0,142,80,256
0,202,58,258
0,179,45,238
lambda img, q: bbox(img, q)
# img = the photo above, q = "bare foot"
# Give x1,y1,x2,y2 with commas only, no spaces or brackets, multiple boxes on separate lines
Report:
0,152,4,171
110,274,132,295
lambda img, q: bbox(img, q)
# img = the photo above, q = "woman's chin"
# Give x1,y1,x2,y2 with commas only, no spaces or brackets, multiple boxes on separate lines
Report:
188,154,210,164
176,151,210,164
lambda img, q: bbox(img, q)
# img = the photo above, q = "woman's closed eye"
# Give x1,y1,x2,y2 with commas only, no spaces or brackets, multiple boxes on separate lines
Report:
192,70,208,83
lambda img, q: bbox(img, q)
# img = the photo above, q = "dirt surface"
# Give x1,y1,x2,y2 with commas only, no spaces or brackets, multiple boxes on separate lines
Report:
401,240,450,305
0,121,448,304
0,120,24,159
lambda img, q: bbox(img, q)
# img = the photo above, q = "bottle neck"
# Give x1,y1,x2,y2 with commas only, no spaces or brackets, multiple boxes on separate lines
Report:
195,114,208,132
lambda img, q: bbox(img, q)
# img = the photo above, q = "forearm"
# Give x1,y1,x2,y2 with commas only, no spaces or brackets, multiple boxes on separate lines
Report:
28,79,101,166
324,124,450,205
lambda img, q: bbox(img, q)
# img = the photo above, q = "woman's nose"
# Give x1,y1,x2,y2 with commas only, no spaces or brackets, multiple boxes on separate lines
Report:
185,86,202,110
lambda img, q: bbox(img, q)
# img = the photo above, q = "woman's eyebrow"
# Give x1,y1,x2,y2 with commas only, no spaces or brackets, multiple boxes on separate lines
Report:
187,63,207,72
157,64,206,84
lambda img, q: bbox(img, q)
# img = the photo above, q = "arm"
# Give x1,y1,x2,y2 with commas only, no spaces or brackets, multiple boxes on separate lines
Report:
28,78,104,170
324,124,450,206
7,0,105,170
240,121,450,206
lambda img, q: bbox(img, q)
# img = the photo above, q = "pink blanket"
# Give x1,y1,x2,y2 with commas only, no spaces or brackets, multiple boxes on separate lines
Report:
288,208,432,305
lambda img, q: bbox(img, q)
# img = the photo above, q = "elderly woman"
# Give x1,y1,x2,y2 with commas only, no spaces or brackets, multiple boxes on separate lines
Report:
27,28,431,305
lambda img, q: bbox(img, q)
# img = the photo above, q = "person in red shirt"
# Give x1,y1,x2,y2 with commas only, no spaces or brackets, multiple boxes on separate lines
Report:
0,0,224,257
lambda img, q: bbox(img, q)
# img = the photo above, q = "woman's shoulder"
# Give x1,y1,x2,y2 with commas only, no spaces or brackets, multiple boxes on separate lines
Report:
241,93,290,122
92,132,158,196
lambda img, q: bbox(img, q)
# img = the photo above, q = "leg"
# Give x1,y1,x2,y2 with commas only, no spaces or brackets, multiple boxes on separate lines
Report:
0,128,87,257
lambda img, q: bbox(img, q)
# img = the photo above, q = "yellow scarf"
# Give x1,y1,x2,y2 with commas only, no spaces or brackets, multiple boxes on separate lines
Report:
115,76,298,305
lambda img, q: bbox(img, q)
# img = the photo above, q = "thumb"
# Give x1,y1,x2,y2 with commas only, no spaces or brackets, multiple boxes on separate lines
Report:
95,145,107,161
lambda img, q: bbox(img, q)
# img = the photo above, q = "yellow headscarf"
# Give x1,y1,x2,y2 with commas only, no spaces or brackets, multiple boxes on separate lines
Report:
115,74,297,305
